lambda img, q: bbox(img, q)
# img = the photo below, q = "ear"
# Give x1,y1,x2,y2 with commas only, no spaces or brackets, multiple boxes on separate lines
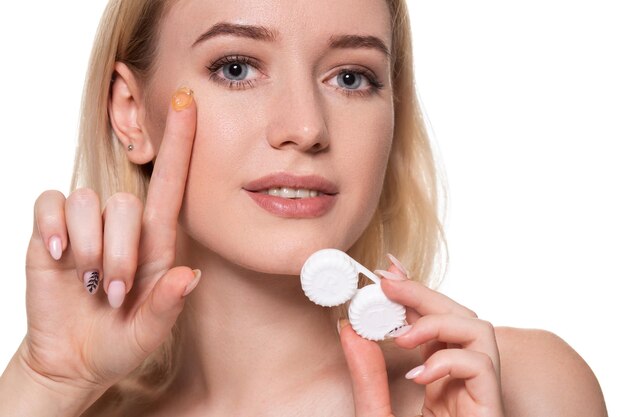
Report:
109,62,156,165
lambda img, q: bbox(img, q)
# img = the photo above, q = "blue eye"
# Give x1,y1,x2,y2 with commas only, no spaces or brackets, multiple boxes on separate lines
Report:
207,55,384,97
328,68,384,97
337,71,363,90
222,62,249,81
206,55,261,89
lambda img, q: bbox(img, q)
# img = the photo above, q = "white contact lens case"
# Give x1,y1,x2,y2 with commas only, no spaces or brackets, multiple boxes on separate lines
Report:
300,248,406,341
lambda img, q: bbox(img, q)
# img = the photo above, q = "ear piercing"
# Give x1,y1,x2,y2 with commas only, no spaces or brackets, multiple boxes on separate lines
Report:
127,144,134,151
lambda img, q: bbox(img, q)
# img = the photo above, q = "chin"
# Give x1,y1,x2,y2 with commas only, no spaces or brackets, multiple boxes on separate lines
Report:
225,233,354,276
194,222,365,276
179,194,378,276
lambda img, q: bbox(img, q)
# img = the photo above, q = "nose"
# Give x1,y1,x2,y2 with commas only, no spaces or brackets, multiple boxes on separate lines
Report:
265,76,330,153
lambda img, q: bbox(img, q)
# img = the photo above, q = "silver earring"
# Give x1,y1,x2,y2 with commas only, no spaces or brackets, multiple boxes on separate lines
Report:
127,144,134,151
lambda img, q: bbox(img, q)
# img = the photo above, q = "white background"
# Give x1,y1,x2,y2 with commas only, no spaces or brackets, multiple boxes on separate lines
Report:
0,1,623,415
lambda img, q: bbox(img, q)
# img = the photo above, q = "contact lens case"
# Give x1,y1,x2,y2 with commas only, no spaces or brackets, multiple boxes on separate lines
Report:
300,248,360,306
300,248,406,340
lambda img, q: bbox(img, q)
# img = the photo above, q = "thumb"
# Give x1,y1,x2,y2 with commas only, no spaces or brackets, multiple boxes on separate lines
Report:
338,319,394,417
133,267,200,354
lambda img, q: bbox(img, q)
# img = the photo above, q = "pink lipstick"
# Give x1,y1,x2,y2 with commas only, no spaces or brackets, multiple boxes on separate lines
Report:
243,173,338,218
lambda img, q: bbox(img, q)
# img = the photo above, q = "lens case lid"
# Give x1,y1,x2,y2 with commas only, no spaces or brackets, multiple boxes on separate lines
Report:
348,284,406,340
300,248,361,307
301,248,407,340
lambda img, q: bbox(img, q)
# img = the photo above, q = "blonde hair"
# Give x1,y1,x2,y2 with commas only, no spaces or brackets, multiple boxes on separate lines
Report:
77,0,447,414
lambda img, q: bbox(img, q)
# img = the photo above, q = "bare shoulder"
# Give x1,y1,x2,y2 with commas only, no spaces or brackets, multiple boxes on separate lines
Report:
495,326,608,417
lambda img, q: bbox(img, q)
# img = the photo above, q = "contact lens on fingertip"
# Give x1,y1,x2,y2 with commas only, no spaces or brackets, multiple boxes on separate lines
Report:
300,249,359,307
348,284,406,341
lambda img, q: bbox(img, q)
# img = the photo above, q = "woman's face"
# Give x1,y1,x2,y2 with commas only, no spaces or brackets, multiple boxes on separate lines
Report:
144,0,394,274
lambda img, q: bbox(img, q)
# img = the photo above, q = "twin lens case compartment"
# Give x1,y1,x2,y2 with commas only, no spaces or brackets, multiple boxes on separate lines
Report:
300,248,406,341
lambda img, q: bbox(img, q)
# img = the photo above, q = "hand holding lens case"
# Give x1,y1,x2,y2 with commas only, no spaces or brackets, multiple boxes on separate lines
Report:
300,248,406,341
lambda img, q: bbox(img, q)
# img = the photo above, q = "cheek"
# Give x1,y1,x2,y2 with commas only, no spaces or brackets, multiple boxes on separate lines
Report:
177,89,394,274
177,94,291,270
330,105,394,240
181,93,267,194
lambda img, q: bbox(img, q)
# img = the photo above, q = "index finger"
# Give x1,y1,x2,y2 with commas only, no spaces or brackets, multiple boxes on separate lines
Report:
142,87,196,258
381,277,477,318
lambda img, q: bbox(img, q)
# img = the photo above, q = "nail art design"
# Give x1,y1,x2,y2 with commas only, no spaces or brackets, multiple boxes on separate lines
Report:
85,271,99,294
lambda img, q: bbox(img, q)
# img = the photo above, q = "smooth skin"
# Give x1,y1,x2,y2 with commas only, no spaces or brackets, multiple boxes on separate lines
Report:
0,0,607,415
0,95,607,417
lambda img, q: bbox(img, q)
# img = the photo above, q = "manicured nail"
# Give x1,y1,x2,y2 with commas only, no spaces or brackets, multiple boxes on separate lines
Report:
48,235,62,261
336,318,349,335
405,365,425,379
183,269,202,296
107,281,126,309
84,271,100,294
172,87,194,111
374,269,407,281
387,253,409,276
385,324,413,339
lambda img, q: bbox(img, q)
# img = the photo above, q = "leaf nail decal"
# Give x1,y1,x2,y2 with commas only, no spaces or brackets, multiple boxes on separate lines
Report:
85,271,100,294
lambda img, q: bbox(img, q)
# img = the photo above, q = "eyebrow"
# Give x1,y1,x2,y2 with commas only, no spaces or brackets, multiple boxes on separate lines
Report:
192,22,390,57
328,34,390,57
192,22,278,46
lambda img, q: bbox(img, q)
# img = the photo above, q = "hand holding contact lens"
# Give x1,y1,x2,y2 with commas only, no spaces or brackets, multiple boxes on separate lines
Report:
300,248,406,341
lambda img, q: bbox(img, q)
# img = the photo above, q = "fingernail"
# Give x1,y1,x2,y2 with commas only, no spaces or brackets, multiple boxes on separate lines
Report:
385,324,413,339
48,235,62,260
84,271,100,294
386,253,409,276
336,318,349,335
405,365,425,379
172,87,194,111
374,269,407,281
107,281,126,309
183,269,202,296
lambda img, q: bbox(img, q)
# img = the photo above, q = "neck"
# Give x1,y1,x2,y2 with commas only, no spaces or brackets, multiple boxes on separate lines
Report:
165,232,352,413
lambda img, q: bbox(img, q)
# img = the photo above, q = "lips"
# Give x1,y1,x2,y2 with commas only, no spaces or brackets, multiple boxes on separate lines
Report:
243,173,338,218
243,173,339,195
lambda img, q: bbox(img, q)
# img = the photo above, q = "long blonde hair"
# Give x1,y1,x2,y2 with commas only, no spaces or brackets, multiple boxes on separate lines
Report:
77,0,448,413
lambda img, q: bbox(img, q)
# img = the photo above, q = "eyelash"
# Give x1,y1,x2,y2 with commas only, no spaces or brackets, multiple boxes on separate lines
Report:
205,55,384,98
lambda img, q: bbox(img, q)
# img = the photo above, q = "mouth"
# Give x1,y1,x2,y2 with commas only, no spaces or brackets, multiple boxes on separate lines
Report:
243,173,339,218
244,173,339,196
258,187,323,199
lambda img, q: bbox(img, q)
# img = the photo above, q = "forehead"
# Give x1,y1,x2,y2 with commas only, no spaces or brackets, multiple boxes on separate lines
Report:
161,0,392,51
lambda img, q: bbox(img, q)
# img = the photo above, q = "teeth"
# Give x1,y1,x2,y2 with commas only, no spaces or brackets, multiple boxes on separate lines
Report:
281,188,297,198
264,187,322,199
295,189,309,198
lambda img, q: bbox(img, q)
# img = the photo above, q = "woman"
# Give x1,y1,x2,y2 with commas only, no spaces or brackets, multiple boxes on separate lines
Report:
0,0,607,416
